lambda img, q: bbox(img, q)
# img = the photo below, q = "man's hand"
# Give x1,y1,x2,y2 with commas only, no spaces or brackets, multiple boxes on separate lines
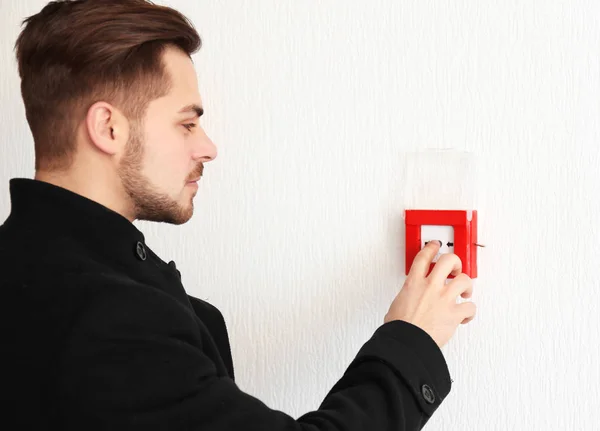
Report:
384,240,476,348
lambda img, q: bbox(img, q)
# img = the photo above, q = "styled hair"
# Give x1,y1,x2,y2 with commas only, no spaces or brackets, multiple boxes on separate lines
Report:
14,0,202,171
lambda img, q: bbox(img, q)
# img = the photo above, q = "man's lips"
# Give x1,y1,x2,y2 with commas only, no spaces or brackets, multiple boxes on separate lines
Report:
187,166,204,183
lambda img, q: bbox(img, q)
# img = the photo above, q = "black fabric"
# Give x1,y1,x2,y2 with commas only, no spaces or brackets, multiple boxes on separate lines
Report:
0,178,452,430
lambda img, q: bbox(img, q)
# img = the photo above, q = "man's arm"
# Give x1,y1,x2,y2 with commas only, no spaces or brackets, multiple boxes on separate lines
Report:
55,284,451,430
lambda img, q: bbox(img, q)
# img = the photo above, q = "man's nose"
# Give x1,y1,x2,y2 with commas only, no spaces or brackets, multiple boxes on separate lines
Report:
192,129,217,162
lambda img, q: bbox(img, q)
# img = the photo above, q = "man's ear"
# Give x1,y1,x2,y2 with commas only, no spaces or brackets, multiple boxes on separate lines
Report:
85,102,130,156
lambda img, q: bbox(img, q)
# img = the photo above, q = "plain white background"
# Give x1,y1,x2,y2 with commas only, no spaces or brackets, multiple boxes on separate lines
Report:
1,1,599,429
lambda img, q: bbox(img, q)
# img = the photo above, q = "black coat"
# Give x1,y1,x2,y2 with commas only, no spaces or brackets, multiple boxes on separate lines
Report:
0,178,452,430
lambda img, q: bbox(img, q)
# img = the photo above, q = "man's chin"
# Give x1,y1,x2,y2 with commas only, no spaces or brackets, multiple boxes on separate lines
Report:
170,210,194,225
163,207,194,225
137,204,194,225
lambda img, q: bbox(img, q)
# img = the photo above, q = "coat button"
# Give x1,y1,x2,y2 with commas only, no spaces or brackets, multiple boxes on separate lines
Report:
135,241,147,261
421,384,436,404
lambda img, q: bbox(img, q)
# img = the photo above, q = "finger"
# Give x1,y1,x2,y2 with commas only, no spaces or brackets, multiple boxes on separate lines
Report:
456,301,476,324
445,273,473,300
407,240,442,279
428,253,462,284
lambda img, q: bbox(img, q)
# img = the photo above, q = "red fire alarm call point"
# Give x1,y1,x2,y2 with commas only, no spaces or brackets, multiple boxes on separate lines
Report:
405,209,478,279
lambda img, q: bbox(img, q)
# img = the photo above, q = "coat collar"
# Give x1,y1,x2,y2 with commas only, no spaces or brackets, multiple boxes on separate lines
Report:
5,178,148,265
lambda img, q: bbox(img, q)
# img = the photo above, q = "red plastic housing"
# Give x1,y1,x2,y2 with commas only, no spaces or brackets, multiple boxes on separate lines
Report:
405,209,478,279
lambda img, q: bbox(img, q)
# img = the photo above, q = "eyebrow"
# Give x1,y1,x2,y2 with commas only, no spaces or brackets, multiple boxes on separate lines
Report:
178,104,204,118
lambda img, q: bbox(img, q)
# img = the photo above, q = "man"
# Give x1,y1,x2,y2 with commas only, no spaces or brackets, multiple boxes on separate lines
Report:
0,1,476,430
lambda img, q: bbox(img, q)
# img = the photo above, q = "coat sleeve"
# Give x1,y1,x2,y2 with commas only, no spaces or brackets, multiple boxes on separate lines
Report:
55,285,452,430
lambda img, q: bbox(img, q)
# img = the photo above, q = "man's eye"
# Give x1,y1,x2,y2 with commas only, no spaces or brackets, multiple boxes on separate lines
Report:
183,123,197,132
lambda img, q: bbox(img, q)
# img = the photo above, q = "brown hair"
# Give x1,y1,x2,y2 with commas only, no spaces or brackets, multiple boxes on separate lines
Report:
14,0,202,171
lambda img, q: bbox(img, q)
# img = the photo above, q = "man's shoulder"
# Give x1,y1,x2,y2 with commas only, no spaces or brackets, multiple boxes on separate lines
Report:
0,222,97,284
188,294,231,324
188,295,222,314
3,269,198,337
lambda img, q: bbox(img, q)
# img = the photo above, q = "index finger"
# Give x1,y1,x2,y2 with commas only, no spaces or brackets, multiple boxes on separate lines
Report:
407,240,441,279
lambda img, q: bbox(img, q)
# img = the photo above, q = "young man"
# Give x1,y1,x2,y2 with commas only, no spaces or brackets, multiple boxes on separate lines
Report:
0,1,476,429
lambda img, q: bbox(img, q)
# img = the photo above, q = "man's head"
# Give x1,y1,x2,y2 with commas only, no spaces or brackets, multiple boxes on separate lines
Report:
15,0,217,224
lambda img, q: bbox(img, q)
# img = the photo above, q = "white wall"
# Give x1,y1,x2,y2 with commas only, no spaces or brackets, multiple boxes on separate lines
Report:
2,1,599,429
